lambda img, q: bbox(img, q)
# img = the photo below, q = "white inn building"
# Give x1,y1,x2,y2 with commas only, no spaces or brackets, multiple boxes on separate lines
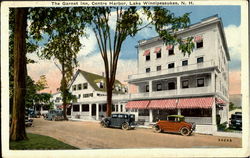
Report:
51,15,230,134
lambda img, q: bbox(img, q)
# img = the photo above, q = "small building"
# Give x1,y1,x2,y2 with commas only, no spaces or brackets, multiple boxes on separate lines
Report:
68,69,128,120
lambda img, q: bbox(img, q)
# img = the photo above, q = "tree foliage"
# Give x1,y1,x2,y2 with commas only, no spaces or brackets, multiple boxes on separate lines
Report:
87,7,194,116
29,8,92,119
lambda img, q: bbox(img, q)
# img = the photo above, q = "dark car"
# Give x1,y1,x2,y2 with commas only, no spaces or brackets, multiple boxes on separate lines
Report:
44,110,64,121
153,115,196,136
100,113,136,130
229,113,242,129
25,116,33,127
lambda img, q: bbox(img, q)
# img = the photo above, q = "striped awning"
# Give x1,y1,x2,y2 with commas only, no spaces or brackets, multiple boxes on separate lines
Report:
154,47,161,53
148,99,177,109
177,97,214,109
126,100,150,109
215,98,226,105
143,49,150,56
194,35,203,42
166,45,173,50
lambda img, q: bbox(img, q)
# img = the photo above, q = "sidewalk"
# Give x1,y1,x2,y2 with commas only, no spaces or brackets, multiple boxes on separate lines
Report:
213,131,242,138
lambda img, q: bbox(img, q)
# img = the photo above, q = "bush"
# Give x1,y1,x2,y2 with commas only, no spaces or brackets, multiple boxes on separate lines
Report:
217,122,228,131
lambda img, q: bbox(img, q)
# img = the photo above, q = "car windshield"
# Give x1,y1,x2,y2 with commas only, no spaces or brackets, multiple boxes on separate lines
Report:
231,115,242,119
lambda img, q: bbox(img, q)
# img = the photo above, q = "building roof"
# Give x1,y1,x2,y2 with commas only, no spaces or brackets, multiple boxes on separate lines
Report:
71,69,126,94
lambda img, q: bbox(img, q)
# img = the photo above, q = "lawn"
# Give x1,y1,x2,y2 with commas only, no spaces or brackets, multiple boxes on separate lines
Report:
10,133,78,150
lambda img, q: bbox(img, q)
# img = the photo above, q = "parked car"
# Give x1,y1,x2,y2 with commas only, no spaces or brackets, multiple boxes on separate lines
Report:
44,110,64,121
229,113,242,130
25,116,33,127
100,113,136,130
153,115,196,136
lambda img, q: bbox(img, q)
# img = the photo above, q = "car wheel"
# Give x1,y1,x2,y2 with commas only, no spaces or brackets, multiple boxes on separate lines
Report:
100,121,108,128
153,125,162,133
122,122,129,130
180,127,191,136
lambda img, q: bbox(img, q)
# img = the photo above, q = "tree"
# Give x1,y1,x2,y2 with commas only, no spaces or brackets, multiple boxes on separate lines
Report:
10,8,28,141
29,8,92,119
88,7,194,116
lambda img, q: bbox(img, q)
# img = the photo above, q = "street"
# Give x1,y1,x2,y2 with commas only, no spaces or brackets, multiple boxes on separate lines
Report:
26,118,242,149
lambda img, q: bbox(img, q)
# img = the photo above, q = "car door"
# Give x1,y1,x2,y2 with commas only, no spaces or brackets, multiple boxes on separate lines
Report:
111,114,118,127
165,117,179,132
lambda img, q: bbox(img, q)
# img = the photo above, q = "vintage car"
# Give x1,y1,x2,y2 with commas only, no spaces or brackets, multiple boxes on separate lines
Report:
229,113,242,130
25,116,33,127
100,113,136,130
153,115,196,136
44,110,64,121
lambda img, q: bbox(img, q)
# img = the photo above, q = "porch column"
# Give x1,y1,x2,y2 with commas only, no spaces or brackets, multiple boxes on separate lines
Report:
118,103,121,112
89,104,92,118
96,103,99,120
177,109,181,115
211,71,215,92
149,80,152,97
149,109,153,123
177,76,181,95
79,104,82,113
212,100,216,125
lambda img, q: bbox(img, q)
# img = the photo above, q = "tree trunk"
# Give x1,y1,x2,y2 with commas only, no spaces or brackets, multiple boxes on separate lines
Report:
106,80,113,117
10,8,28,141
61,64,68,120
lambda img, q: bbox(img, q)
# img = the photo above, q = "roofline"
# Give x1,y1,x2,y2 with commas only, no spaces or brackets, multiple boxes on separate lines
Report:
137,15,230,61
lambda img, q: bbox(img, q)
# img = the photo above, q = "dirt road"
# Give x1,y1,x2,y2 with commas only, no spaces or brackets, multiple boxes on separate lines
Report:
27,118,241,149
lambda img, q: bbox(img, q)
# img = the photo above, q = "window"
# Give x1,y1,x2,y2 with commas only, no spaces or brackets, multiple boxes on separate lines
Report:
156,51,161,58
73,105,79,112
168,82,176,90
197,57,204,63
196,40,203,48
156,65,161,71
168,63,175,69
78,94,81,98
146,68,150,73
146,54,150,61
83,83,88,89
182,80,189,88
82,104,89,112
78,84,82,90
168,48,174,56
197,78,205,87
112,105,115,111
157,83,162,91
73,85,76,91
146,85,149,92
102,104,107,112
182,60,188,66
112,114,118,118
99,82,104,88
120,105,123,112
138,109,149,116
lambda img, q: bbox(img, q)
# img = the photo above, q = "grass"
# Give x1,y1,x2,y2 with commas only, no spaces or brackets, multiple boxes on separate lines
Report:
10,133,78,150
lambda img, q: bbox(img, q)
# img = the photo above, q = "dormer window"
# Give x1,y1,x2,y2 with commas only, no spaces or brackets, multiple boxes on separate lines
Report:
143,50,150,61
99,81,104,88
166,45,174,56
195,35,203,48
154,47,161,59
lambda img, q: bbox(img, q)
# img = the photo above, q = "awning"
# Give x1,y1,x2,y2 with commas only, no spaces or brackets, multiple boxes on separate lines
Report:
166,45,173,50
177,97,214,109
58,104,71,109
148,99,177,109
126,100,150,109
154,47,161,53
215,98,226,105
143,49,150,56
194,35,203,42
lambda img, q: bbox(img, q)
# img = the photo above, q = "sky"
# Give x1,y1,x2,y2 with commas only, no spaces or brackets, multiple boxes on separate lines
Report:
27,5,241,95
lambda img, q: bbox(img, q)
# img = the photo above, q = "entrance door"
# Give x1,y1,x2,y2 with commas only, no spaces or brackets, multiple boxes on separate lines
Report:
92,104,96,116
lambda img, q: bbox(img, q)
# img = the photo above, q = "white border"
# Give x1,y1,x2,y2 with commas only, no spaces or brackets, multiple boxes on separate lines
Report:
1,1,249,158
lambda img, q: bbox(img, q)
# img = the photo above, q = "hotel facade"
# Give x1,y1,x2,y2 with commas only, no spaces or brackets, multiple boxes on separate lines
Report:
51,15,230,134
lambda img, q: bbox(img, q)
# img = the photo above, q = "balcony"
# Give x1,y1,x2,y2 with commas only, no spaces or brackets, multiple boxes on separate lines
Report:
130,86,213,100
128,60,216,81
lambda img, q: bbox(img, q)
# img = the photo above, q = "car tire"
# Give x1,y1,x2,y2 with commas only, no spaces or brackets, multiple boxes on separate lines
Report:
122,122,129,130
153,125,162,133
100,121,108,128
180,127,191,136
